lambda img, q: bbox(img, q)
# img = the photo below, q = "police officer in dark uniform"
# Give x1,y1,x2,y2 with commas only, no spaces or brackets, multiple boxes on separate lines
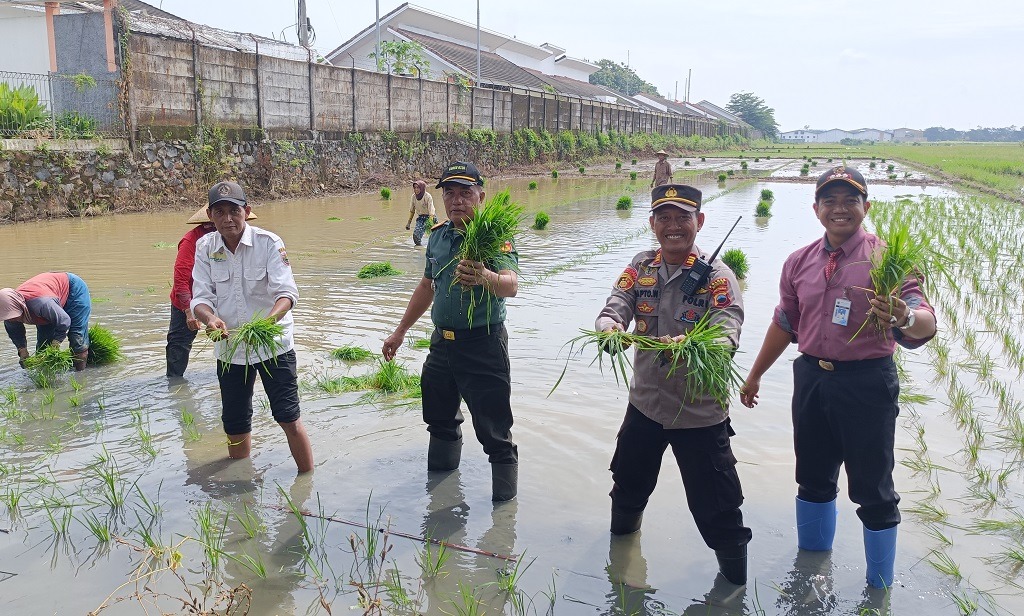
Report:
596,184,751,586
382,161,520,501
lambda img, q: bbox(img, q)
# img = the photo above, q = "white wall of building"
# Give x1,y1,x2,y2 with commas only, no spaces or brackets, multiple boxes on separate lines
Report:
0,15,50,75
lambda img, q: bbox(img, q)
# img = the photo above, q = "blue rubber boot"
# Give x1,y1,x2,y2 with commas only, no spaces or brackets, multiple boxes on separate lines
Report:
796,497,837,551
864,525,897,589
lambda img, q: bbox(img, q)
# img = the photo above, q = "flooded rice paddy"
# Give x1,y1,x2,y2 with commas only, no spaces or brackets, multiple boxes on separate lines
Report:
1,158,1022,615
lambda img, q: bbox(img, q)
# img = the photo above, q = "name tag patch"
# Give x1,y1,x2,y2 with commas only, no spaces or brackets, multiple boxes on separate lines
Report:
832,298,852,326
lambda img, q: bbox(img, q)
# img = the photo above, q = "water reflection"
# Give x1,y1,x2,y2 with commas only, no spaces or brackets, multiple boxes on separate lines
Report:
774,550,837,615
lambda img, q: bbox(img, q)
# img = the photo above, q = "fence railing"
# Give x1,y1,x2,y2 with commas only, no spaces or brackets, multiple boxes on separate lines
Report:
0,70,126,139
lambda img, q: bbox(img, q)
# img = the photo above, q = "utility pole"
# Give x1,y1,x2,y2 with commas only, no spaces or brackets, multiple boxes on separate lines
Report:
674,80,678,102
476,0,481,85
297,0,309,47
686,68,691,102
375,0,381,71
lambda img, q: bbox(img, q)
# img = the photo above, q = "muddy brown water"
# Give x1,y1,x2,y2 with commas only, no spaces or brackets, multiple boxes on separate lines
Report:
0,165,1014,615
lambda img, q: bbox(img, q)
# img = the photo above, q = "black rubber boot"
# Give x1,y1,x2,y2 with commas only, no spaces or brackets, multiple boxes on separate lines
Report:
610,510,643,535
715,545,748,586
491,463,518,501
427,436,462,472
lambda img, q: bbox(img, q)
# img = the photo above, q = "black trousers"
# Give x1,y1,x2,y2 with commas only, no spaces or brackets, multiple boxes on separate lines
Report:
217,349,301,435
421,324,517,465
792,354,901,530
610,404,751,550
166,305,198,377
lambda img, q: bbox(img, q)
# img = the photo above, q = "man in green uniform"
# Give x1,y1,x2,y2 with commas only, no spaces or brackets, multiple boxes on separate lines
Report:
382,161,520,501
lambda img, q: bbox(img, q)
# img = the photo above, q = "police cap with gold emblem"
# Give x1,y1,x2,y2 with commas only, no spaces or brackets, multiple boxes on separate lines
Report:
815,165,868,198
436,161,485,189
650,183,701,213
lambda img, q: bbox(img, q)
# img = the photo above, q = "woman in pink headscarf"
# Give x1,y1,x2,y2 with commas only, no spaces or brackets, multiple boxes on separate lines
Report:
405,179,437,246
1,272,92,370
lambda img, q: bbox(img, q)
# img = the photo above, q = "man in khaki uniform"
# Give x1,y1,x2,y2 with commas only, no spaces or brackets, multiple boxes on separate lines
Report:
651,150,673,187
596,183,750,586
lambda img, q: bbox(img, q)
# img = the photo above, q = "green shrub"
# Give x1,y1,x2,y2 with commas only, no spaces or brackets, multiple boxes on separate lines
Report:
357,262,402,279
717,173,727,182
528,181,538,190
0,83,50,137
630,171,638,181
721,248,749,279
380,187,391,200
755,200,773,217
55,112,97,139
616,196,632,210
551,169,558,178
760,188,774,201
533,211,550,230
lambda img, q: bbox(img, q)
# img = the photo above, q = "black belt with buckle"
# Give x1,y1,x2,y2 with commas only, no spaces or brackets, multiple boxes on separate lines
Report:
435,323,504,341
801,354,893,372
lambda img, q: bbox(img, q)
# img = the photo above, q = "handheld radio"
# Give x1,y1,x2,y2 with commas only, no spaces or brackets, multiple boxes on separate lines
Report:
679,216,742,296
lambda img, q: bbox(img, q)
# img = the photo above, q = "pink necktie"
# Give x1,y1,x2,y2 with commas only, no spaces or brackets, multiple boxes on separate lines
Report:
824,248,842,281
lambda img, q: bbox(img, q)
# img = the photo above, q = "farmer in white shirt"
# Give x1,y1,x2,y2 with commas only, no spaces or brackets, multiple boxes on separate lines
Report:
191,181,313,473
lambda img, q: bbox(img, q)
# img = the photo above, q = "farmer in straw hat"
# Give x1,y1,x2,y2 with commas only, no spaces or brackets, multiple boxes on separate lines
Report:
1,272,92,371
191,181,313,473
405,179,436,246
651,149,673,188
166,199,256,378
596,183,750,586
740,166,937,588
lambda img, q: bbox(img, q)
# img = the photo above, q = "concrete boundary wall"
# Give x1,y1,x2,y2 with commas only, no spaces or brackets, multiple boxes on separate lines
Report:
127,32,742,141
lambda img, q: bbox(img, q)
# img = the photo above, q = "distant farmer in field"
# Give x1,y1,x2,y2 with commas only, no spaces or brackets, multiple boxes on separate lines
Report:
406,179,436,246
596,183,751,586
651,149,673,188
166,203,256,378
191,181,313,474
739,166,937,589
382,161,520,501
1,272,91,371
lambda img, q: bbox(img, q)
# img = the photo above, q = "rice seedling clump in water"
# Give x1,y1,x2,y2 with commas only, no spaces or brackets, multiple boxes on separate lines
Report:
24,345,74,388
357,262,403,279
721,249,749,279
455,188,523,328
87,324,124,366
533,211,550,230
331,345,374,361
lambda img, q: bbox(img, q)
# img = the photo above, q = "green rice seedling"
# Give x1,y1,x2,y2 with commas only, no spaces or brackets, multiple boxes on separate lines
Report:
615,161,622,170
384,566,414,610
632,158,637,165
86,324,123,365
219,313,286,375
1,483,25,517
359,215,375,221
410,338,431,349
887,164,895,172
727,169,735,176
760,189,774,201
306,371,347,394
134,482,163,523
327,216,341,221
226,550,268,578
684,160,691,166
528,181,538,190
44,503,74,537
137,422,158,458
46,433,64,454
152,241,175,249
721,249,749,279
950,589,979,615
928,551,962,581
331,345,374,361
578,166,585,174
365,359,421,395
754,157,760,162
900,391,934,404
925,525,952,546
754,200,773,217
80,510,112,542
532,211,550,230
24,345,73,388
701,157,706,162
91,454,130,509
629,171,637,181
235,502,266,539
357,261,403,279
615,196,632,210
415,533,451,578
41,388,56,407
551,169,558,178
452,581,482,616
194,501,228,570
717,173,727,182
67,393,81,407
494,552,534,601
181,408,200,442
906,501,948,523
68,375,82,392
454,189,524,328
1004,544,1024,566
380,187,392,200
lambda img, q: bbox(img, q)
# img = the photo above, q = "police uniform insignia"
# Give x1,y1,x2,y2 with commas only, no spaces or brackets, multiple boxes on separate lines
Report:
638,275,657,287
713,292,733,309
637,301,655,314
684,253,697,268
709,278,732,308
278,247,290,266
664,187,677,198
616,266,638,291
650,250,663,267
636,319,649,334
680,308,701,323
500,241,514,253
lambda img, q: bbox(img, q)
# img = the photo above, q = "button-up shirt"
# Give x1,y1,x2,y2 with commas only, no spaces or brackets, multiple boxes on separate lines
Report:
424,221,518,330
171,225,215,312
191,224,299,365
653,159,673,186
597,247,743,429
773,227,935,360
410,191,435,217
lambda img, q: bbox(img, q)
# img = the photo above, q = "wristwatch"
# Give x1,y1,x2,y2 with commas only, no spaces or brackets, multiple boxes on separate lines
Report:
899,310,916,330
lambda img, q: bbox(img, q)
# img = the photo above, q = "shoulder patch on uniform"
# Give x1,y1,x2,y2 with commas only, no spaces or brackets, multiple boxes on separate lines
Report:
709,277,732,308
278,247,290,266
500,240,514,253
635,318,649,334
684,252,698,267
616,266,638,291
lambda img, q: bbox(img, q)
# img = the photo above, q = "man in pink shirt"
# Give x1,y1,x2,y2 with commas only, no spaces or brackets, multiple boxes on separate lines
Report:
739,167,937,589
1,272,92,370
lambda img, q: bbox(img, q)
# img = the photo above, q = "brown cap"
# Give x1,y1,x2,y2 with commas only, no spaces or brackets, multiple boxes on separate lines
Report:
650,184,701,212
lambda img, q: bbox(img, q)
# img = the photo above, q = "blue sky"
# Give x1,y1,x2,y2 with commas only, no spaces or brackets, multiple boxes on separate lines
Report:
157,0,1023,132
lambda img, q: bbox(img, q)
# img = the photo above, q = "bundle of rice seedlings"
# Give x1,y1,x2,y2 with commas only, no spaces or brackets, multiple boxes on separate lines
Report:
550,314,742,409
24,345,74,388
849,219,941,342
532,211,550,230
760,188,774,201
721,249,749,279
335,359,422,399
410,338,432,349
616,196,632,210
357,262,403,279
87,324,124,366
330,345,373,361
454,188,523,328
215,314,285,375
755,200,773,217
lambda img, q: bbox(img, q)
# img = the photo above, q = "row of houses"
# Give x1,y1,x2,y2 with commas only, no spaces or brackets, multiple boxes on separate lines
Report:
0,1,754,137
779,127,926,143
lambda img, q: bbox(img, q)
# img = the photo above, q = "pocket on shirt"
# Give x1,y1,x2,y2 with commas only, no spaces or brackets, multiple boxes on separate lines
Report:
211,264,230,283
243,266,268,294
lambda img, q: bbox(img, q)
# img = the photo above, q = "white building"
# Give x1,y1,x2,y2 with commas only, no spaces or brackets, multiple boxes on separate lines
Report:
779,129,821,142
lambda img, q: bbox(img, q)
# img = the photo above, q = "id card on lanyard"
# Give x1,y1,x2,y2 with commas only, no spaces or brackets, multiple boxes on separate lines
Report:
832,298,852,326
